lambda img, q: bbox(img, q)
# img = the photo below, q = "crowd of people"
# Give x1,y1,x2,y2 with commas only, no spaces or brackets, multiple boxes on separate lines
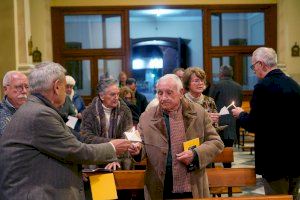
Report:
0,47,299,200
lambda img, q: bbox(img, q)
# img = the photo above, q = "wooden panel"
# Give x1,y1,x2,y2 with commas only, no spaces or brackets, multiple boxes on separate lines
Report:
207,168,256,188
213,147,234,163
113,170,145,190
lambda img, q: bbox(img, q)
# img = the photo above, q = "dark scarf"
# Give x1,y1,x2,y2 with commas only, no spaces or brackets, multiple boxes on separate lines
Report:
31,93,69,123
95,97,119,139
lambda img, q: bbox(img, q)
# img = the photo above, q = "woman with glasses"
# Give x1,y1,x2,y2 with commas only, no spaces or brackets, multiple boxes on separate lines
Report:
182,67,223,132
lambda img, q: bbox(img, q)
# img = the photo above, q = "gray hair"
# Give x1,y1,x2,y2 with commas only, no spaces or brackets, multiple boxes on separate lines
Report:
2,71,24,86
156,74,183,92
220,65,233,78
29,61,66,93
252,47,277,67
97,78,118,95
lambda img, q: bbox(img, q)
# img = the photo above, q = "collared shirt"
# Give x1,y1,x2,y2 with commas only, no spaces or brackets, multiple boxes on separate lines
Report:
0,96,17,135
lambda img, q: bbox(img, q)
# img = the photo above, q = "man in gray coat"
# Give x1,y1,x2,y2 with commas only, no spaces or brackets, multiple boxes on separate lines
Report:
209,65,242,167
0,61,132,200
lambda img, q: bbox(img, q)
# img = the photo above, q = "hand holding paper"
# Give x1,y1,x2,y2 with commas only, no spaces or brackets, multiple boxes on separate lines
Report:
124,127,142,142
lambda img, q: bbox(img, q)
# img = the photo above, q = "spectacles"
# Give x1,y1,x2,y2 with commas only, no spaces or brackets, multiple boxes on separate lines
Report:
7,84,29,92
250,61,260,71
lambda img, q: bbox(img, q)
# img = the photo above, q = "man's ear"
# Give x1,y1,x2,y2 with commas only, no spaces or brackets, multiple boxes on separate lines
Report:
179,88,185,98
53,79,60,95
3,86,8,95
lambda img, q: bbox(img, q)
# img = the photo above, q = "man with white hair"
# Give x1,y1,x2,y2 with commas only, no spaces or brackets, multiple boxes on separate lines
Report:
0,71,28,135
134,74,224,199
232,47,300,199
0,61,133,200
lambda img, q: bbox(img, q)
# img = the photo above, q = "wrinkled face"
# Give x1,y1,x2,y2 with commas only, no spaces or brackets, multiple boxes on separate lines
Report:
101,84,120,109
157,78,183,112
66,84,74,95
56,78,67,108
189,73,205,95
251,59,265,79
4,73,29,109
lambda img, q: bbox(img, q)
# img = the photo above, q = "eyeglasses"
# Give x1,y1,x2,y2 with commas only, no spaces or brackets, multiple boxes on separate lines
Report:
7,84,29,92
250,61,260,71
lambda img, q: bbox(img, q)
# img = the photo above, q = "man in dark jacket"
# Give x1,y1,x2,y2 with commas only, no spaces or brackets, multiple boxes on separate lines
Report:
232,47,300,199
210,65,243,167
126,78,148,114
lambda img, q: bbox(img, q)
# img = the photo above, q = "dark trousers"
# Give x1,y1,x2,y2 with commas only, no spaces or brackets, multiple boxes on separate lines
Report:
222,139,234,168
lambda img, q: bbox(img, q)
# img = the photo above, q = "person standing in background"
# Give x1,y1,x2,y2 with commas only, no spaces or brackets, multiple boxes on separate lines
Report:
210,65,243,167
232,47,300,199
126,78,148,115
118,71,128,88
0,71,28,135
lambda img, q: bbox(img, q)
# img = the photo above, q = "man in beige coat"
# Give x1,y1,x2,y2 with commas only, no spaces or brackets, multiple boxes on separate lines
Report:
136,74,224,199
0,62,132,200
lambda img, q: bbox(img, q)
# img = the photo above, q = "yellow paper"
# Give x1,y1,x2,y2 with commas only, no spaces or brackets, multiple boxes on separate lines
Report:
183,138,200,151
90,173,118,200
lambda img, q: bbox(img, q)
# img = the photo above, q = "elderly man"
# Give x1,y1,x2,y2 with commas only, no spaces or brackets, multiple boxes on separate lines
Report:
232,47,300,200
0,71,28,135
135,74,224,199
0,62,132,200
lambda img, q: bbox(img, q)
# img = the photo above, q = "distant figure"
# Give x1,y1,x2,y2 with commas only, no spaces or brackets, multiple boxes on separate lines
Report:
210,65,243,167
173,67,185,81
119,86,140,126
0,61,132,200
65,75,86,131
118,71,127,88
232,47,300,199
0,71,28,135
126,78,148,114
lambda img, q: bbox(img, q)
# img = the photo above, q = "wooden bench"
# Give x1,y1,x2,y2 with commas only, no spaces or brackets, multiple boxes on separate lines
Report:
134,147,234,169
113,167,256,197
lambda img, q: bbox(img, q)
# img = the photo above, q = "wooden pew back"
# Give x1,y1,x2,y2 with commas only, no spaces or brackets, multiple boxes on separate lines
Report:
186,195,293,200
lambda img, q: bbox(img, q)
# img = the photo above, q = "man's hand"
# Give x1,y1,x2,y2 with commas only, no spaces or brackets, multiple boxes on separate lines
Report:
176,150,194,165
128,142,142,156
105,161,121,170
110,139,131,156
232,107,244,118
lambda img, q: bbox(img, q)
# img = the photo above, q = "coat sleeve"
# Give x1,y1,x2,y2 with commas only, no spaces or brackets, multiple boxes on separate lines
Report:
195,111,224,169
80,107,111,144
31,109,117,165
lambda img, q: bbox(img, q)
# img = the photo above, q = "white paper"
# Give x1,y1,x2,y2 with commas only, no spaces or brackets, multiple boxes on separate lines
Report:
66,115,78,129
124,127,142,142
219,106,230,115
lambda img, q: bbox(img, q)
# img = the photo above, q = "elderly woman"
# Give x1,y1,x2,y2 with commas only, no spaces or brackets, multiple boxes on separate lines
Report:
81,78,133,170
182,67,221,131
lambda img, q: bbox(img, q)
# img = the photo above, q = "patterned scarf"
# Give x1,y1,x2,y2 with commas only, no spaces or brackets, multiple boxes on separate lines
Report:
95,97,119,138
168,105,191,193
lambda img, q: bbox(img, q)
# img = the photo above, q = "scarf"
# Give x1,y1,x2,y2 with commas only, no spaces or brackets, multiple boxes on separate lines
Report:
95,97,119,139
168,105,191,193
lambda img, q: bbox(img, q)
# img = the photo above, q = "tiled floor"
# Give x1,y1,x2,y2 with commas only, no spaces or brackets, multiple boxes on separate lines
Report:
231,146,265,197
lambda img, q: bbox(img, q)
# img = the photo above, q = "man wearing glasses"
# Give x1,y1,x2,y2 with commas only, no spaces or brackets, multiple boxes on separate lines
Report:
0,71,29,135
232,47,300,200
